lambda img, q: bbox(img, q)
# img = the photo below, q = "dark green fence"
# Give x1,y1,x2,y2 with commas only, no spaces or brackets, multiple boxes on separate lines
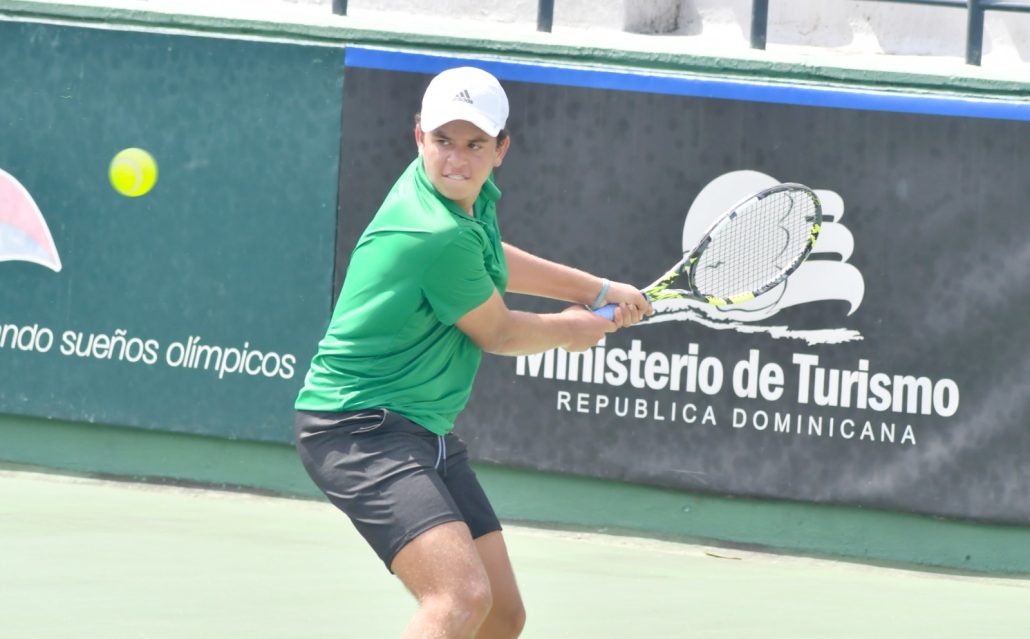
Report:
0,22,344,442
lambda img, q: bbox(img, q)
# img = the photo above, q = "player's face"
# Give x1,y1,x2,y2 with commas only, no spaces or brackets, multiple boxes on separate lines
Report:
416,120,509,213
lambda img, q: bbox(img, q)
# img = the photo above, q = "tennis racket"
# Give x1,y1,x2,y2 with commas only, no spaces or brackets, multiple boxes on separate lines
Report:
594,183,821,320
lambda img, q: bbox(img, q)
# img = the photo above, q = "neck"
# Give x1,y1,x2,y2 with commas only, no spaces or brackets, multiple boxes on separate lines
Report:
455,197,475,216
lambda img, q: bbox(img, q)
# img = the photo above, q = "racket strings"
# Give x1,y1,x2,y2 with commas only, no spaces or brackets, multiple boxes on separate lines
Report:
693,190,818,299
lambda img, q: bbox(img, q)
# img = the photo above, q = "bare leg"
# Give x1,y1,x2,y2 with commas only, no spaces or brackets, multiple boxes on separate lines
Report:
392,521,494,639
473,531,526,639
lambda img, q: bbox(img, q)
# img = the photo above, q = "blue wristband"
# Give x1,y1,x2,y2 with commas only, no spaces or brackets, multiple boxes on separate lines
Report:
589,278,611,310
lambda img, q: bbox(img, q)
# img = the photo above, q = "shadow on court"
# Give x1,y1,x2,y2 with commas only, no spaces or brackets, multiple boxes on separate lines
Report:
2,468,1028,638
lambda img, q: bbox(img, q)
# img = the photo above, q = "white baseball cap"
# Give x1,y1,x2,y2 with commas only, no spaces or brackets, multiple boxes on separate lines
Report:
420,67,509,137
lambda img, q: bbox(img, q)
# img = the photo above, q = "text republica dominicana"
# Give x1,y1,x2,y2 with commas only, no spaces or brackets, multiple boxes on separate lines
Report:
514,339,962,446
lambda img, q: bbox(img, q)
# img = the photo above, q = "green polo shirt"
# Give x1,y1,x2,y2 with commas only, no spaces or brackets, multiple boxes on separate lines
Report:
295,157,507,435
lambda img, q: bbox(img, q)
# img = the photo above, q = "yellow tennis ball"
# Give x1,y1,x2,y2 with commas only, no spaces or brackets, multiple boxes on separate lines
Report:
109,148,158,197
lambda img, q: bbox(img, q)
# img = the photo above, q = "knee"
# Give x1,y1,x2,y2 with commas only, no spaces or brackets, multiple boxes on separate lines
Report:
463,581,495,625
505,603,528,637
514,605,527,635
437,580,494,631
490,597,527,638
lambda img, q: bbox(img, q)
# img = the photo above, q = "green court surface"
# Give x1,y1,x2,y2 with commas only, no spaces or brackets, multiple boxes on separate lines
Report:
2,469,1028,639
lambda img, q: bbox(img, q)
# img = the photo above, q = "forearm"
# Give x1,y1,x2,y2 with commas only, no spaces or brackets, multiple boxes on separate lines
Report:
456,289,610,356
503,242,604,306
481,309,577,356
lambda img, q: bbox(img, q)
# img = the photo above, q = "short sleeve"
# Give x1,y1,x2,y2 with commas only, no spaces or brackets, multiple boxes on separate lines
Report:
422,230,496,325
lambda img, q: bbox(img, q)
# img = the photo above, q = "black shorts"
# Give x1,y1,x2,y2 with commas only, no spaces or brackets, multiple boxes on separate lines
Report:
294,408,502,570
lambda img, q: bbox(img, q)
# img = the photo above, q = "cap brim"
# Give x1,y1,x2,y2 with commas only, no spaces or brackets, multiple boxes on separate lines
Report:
421,103,502,137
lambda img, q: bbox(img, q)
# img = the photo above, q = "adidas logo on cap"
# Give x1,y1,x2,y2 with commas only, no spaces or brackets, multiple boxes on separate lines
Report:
453,89,473,104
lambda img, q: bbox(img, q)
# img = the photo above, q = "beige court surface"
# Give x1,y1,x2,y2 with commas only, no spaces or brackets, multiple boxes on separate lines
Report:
2,468,1028,639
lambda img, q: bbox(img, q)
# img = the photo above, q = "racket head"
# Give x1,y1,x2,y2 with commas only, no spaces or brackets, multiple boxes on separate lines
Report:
684,183,821,305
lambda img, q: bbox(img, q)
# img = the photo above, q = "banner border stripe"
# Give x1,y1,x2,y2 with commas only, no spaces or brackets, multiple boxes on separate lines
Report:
344,46,1030,122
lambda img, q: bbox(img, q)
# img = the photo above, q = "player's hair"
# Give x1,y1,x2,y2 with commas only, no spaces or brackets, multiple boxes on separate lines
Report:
414,113,509,145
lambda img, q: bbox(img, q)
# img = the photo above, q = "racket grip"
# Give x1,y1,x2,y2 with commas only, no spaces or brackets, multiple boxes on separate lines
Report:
592,304,618,321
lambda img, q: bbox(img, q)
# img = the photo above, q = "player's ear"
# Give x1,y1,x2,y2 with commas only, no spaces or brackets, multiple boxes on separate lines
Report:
414,123,425,154
493,134,510,168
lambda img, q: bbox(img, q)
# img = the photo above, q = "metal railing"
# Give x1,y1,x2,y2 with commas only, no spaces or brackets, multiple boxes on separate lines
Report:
332,0,1030,66
751,0,1030,65
537,0,555,32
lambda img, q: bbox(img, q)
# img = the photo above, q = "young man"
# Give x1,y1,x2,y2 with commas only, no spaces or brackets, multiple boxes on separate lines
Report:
295,67,651,639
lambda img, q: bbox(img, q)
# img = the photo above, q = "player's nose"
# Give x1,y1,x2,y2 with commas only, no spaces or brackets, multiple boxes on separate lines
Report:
446,147,470,168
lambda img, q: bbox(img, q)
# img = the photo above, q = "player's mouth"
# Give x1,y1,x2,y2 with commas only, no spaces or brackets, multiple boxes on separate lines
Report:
445,174,468,181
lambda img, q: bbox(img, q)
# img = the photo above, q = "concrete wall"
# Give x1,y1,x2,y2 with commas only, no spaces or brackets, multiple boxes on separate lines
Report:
342,0,1029,67
16,0,1030,70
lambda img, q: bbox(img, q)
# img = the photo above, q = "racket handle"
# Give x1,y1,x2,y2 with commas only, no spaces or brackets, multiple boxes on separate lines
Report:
592,289,652,320
592,304,618,321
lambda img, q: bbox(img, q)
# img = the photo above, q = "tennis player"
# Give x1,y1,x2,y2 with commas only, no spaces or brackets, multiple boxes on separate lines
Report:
295,66,651,639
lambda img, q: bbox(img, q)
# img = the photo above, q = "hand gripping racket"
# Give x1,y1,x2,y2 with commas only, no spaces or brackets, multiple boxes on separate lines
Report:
594,183,822,320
